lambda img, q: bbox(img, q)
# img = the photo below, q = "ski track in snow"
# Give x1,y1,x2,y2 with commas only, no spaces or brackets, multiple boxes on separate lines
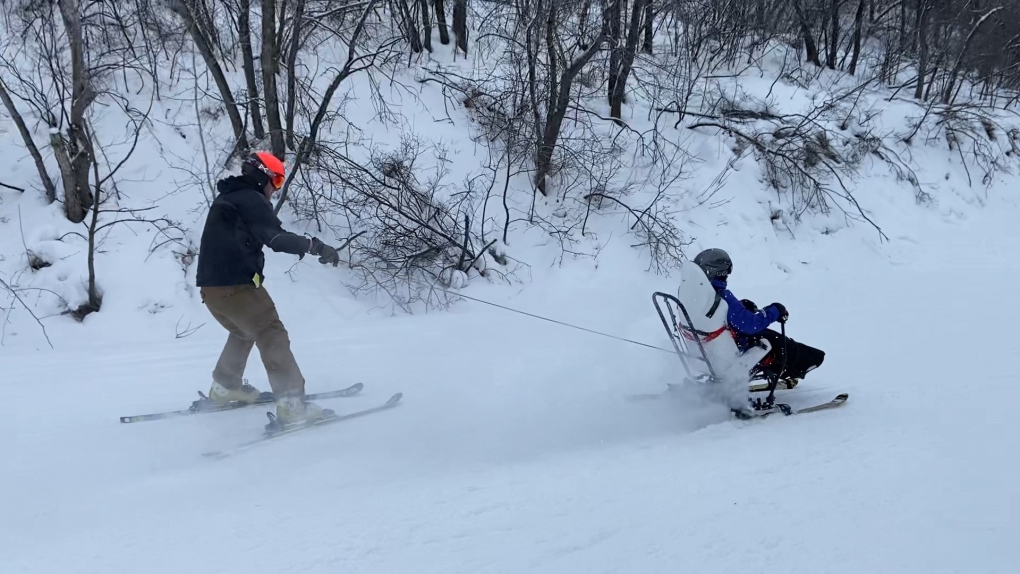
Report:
4,208,1020,573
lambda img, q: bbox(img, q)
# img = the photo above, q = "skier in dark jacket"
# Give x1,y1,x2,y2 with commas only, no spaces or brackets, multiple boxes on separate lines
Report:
692,248,825,382
195,151,341,425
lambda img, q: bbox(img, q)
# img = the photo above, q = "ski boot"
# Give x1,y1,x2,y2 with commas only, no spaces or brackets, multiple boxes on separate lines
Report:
267,396,336,432
208,380,264,405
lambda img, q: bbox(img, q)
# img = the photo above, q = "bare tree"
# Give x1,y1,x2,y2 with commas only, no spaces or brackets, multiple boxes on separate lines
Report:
284,0,307,149
261,0,285,157
826,0,840,70
848,0,865,75
1,0,195,319
168,0,248,159
434,0,451,45
237,0,266,140
941,6,1004,105
74,92,187,318
272,0,404,215
2,0,162,222
530,0,611,196
0,78,57,202
913,0,930,100
791,0,823,67
453,0,468,54
609,0,650,122
51,0,96,223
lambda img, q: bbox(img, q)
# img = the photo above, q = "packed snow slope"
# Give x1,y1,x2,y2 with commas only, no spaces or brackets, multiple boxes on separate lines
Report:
4,190,1020,572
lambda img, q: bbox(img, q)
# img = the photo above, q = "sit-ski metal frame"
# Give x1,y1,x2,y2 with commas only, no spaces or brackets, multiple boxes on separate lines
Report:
652,291,788,408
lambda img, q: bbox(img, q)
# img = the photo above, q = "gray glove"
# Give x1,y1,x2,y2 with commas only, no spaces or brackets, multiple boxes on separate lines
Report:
308,237,340,267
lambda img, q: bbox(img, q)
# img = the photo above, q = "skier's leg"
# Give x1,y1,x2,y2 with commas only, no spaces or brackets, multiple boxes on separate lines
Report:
210,285,304,396
201,286,261,403
223,286,331,424
757,328,824,380
253,314,305,397
212,332,255,386
782,339,825,379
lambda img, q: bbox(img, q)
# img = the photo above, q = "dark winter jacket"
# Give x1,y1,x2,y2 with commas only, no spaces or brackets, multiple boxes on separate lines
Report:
195,175,311,288
710,279,781,352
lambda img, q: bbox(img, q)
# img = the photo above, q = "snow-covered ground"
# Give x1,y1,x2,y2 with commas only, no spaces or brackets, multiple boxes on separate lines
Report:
5,196,1020,572
3,21,1020,573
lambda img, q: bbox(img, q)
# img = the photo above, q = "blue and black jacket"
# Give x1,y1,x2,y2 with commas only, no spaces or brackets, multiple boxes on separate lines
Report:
709,279,781,352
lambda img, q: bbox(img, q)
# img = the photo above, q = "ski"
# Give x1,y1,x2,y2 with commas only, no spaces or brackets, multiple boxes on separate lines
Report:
118,383,364,423
626,378,798,401
202,392,403,459
733,393,849,420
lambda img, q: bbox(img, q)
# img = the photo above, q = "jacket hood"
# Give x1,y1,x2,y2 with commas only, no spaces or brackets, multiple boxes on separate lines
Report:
216,174,261,195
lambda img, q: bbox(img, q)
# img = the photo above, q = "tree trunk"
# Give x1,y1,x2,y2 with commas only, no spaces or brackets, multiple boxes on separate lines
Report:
420,0,433,51
262,0,285,158
286,0,306,150
578,0,592,46
453,0,468,54
276,0,289,60
791,0,822,67
908,0,918,51
238,0,264,140
607,0,623,107
0,79,57,203
433,0,450,44
535,1,609,198
848,0,865,75
55,0,94,223
826,0,840,69
526,0,542,175
86,154,102,313
396,0,423,53
914,0,930,100
610,0,647,121
273,0,381,215
544,1,558,138
641,0,653,54
170,0,248,159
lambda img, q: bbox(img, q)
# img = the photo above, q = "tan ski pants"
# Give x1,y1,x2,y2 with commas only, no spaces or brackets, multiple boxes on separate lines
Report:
200,284,305,397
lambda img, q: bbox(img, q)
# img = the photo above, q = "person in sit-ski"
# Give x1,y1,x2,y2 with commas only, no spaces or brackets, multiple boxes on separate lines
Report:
692,248,825,383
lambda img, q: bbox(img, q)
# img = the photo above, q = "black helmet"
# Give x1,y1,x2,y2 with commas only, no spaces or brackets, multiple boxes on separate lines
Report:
693,248,732,280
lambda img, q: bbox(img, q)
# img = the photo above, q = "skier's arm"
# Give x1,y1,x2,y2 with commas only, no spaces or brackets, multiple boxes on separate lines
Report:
721,290,779,334
236,193,311,255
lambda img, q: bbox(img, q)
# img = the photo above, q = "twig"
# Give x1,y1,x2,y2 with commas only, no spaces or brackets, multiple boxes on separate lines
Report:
0,276,54,349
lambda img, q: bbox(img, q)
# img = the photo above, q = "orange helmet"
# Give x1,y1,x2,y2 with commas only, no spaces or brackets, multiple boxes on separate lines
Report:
242,151,286,190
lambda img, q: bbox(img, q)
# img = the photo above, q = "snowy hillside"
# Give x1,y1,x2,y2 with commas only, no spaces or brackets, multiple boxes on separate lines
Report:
4,0,1020,571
